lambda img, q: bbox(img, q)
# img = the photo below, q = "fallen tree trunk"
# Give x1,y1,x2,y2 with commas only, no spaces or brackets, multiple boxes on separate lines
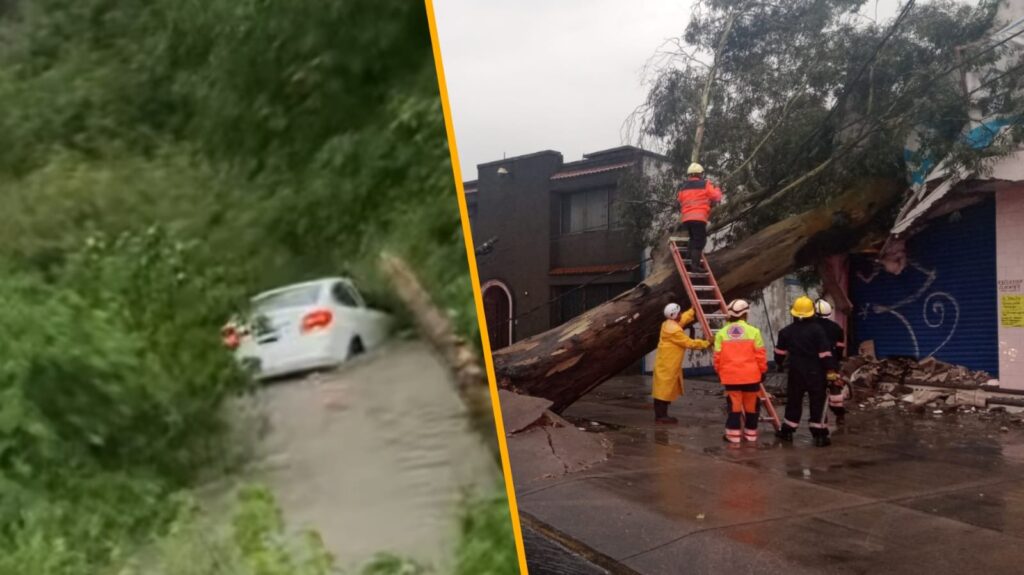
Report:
493,179,903,412
379,252,499,463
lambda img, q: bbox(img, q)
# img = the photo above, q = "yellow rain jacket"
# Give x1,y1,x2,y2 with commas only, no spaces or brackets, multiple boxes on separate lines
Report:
652,308,710,402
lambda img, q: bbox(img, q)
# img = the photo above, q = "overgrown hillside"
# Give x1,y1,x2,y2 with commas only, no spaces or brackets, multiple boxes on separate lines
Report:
0,0,509,572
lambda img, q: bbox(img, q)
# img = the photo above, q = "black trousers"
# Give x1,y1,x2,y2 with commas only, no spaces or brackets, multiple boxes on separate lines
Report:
783,367,829,437
654,399,670,418
684,221,707,267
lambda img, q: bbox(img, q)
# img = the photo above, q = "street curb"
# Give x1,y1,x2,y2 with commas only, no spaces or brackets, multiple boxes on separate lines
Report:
520,512,642,575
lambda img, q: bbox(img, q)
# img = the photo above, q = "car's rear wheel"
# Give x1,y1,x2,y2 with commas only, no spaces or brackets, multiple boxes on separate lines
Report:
348,337,365,359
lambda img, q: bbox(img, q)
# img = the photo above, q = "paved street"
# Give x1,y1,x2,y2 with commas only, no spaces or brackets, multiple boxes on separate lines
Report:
515,376,1024,574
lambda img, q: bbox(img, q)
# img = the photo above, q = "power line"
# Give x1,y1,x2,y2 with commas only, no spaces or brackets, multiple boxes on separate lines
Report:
965,59,1024,98
707,0,918,231
486,258,650,329
718,2,1024,226
798,0,918,158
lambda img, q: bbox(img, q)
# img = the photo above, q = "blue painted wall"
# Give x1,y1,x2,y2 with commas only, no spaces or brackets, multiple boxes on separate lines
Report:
849,199,998,375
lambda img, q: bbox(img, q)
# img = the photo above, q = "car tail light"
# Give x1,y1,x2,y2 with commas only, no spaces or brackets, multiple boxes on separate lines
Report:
301,309,333,333
222,325,241,349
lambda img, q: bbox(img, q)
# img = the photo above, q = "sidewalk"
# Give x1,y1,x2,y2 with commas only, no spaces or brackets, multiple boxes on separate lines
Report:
513,376,1024,574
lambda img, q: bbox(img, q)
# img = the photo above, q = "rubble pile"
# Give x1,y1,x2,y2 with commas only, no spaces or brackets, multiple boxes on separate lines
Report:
836,356,1024,426
841,356,994,392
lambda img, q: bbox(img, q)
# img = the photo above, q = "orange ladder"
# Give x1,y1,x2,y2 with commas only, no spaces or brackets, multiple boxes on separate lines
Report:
668,236,781,431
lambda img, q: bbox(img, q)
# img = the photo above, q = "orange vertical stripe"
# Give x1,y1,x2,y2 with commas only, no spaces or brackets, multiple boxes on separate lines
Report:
422,1,529,573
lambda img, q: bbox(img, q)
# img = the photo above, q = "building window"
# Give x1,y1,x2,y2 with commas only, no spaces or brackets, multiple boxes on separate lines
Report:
560,189,609,234
552,283,632,325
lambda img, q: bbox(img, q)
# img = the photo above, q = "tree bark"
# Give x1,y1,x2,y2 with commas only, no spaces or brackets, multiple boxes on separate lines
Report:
379,252,499,463
493,179,902,412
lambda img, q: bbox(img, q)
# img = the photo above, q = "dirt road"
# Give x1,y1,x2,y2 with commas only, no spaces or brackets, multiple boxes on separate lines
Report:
237,340,499,570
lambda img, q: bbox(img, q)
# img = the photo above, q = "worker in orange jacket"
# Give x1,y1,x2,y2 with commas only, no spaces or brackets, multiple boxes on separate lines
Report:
652,303,711,424
713,299,768,443
677,163,723,271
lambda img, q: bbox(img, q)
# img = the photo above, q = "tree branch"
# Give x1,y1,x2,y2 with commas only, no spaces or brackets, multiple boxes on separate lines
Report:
692,2,748,163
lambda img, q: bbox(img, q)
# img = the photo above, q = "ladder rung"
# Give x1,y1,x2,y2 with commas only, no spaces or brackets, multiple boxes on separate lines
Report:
692,285,715,290
698,299,721,305
669,237,687,244
706,313,726,320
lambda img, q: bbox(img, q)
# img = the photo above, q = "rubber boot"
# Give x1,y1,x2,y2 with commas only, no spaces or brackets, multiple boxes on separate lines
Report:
775,425,795,442
654,399,677,424
811,428,831,447
831,406,847,427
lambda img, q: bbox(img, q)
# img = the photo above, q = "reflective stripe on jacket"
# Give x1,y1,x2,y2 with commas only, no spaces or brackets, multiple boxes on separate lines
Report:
677,177,723,223
713,320,768,385
774,319,836,374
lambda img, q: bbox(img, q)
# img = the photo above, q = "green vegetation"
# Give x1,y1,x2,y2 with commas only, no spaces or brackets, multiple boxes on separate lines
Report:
623,0,1021,241
127,487,515,575
0,0,513,573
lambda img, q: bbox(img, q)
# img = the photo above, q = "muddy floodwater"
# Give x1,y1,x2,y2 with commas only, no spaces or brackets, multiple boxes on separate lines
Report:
232,340,499,570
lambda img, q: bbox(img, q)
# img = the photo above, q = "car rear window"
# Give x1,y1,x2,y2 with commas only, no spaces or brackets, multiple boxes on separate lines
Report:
253,285,322,312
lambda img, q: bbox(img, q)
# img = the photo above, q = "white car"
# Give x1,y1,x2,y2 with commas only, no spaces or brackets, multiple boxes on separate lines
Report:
223,277,392,380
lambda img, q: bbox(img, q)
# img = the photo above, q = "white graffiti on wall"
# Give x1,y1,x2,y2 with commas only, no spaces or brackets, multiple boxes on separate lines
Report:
855,261,961,358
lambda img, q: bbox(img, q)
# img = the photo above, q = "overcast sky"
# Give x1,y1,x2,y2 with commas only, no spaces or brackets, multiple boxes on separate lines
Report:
433,0,906,180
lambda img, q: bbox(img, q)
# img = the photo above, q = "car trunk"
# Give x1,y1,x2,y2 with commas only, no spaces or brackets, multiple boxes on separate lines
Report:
244,284,327,371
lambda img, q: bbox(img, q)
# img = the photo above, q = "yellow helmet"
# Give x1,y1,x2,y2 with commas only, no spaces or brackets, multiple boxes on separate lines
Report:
687,162,704,175
791,295,815,318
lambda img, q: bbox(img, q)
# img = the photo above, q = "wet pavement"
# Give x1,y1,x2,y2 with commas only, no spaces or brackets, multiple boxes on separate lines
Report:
513,376,1024,574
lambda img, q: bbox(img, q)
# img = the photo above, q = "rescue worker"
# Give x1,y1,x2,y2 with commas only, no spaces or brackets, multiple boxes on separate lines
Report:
813,298,849,425
677,163,723,271
713,299,768,443
652,303,711,424
774,296,840,447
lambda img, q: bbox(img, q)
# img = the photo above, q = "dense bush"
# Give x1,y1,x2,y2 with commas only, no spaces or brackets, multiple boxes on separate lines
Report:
0,0,501,572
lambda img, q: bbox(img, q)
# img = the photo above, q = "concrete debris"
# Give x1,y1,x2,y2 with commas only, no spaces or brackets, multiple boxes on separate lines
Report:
910,389,946,407
878,400,896,408
841,356,991,391
955,389,987,408
499,390,554,434
500,390,611,481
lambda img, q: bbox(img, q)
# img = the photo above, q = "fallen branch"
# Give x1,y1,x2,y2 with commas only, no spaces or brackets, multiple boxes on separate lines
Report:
379,252,499,463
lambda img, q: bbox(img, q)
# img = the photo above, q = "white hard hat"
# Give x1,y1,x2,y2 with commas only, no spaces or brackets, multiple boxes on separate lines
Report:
663,303,682,320
726,299,750,318
687,162,704,175
814,298,833,317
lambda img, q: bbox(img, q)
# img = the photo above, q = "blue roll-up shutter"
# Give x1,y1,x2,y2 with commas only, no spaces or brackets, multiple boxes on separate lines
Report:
849,199,998,376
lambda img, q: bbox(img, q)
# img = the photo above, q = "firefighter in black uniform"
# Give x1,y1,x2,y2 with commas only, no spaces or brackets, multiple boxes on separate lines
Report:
774,296,839,447
813,298,848,425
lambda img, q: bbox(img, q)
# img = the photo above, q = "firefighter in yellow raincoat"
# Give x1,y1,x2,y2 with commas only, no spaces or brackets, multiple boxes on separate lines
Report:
652,303,711,424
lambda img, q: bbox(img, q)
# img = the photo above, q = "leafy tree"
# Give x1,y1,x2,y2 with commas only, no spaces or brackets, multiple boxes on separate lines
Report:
626,0,1021,239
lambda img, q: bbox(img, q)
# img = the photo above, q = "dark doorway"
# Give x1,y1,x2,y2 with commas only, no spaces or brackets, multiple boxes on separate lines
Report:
482,282,512,349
